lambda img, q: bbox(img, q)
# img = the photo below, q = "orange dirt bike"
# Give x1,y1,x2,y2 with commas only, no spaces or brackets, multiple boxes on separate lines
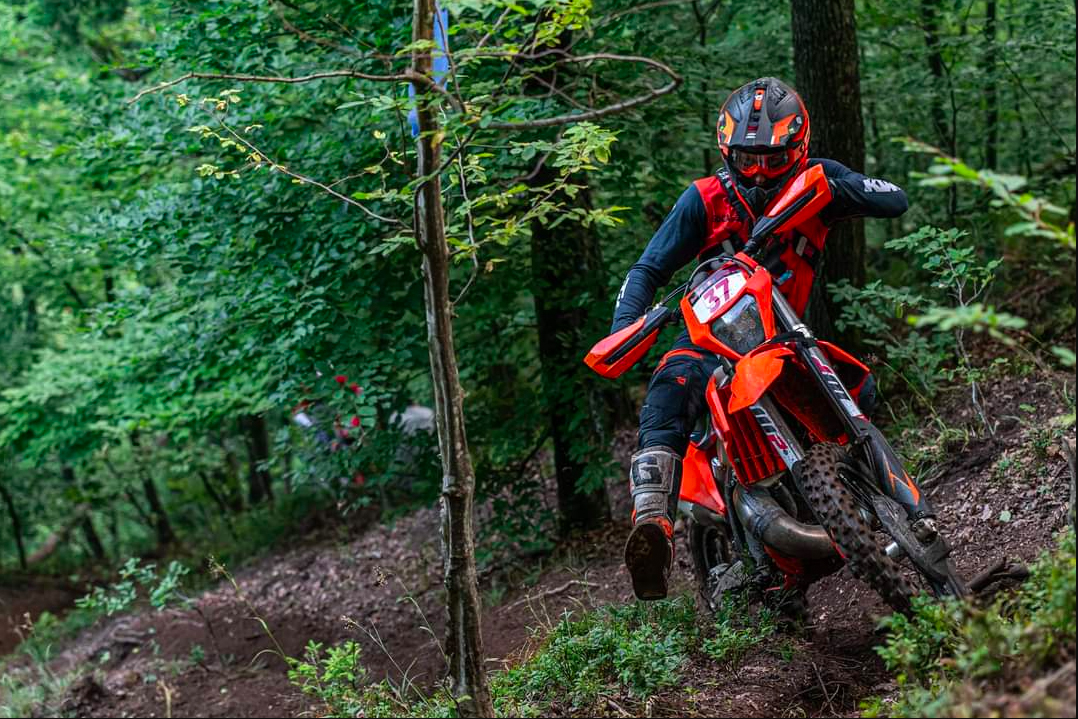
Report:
585,165,966,613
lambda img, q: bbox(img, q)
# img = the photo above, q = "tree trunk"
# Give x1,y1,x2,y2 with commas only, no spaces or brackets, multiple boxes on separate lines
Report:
523,29,612,536
530,168,612,535
216,432,246,511
142,476,175,546
921,0,950,149
131,432,177,545
239,414,274,504
62,465,106,562
410,1,493,714
25,294,38,335
791,0,867,340
692,0,733,176
921,0,958,221
26,504,90,566
198,470,232,515
0,480,28,571
982,0,999,170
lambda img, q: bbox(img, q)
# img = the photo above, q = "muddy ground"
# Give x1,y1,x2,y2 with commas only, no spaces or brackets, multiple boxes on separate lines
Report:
2,368,1074,718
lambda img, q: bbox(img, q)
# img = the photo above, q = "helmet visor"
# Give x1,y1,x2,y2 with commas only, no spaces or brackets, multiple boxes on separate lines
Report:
729,148,796,178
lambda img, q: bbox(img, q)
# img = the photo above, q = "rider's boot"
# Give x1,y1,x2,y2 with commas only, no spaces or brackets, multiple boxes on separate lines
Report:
624,446,682,600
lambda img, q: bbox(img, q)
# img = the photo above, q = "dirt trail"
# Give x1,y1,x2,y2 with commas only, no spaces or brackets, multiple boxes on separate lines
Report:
4,368,1073,718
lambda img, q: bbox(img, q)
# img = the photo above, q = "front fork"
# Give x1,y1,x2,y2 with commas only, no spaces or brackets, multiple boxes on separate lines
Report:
767,286,934,521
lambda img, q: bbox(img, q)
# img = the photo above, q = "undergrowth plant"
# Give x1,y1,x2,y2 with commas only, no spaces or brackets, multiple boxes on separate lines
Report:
1,557,217,717
281,589,789,718
75,558,189,616
494,594,699,713
865,529,1076,717
701,595,778,663
833,225,1019,430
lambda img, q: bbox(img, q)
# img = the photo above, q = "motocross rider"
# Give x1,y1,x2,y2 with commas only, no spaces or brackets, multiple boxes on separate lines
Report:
618,77,909,601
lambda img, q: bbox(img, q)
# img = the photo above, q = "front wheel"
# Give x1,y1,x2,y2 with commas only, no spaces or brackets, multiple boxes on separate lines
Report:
798,443,917,613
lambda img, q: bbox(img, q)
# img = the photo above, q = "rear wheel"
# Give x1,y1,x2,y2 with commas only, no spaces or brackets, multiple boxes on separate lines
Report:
688,518,738,612
798,443,916,613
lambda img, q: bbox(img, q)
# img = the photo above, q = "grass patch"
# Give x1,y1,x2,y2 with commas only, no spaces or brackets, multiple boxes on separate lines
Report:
288,592,790,717
494,594,698,713
288,595,702,716
701,595,778,663
864,529,1076,717
0,607,98,718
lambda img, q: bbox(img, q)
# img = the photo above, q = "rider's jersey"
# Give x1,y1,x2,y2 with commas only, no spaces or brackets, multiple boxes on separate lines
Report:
612,158,908,332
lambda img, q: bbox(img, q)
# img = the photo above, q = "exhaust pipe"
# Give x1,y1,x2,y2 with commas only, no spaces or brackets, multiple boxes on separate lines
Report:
679,500,726,527
732,483,836,559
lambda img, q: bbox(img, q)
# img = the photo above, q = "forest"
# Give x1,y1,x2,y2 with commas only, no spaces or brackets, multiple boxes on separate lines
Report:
0,0,1074,717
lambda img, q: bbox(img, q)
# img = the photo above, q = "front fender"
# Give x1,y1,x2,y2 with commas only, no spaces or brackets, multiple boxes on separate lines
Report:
728,345,795,413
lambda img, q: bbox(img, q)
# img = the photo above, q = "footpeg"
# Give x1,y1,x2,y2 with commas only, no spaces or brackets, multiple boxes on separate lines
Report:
911,517,939,544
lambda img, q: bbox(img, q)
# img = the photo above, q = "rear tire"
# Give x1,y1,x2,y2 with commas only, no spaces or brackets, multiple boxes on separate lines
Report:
799,443,917,613
688,519,737,612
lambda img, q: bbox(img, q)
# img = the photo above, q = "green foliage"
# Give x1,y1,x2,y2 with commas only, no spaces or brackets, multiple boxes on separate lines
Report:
904,139,1076,251
0,0,1072,578
283,593,793,717
886,226,1027,345
75,558,190,616
0,605,101,718
0,662,75,719
495,595,699,710
288,641,366,718
701,595,777,663
287,640,458,718
832,220,1018,404
0,0,1074,714
831,278,950,399
833,159,1073,420
869,530,1077,717
285,595,702,717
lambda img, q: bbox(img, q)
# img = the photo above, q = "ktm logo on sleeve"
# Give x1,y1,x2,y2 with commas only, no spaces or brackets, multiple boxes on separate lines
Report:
863,178,900,193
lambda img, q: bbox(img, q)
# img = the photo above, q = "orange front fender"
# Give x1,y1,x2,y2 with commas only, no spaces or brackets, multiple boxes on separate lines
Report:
728,345,794,413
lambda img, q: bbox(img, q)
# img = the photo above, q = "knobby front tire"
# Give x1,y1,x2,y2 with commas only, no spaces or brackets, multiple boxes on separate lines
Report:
799,442,917,614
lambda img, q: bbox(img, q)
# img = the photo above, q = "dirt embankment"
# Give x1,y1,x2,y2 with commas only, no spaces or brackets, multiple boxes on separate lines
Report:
3,368,1074,718
0,579,82,657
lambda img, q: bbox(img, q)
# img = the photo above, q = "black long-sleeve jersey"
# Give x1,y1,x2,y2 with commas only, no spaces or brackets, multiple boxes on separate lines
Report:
612,158,908,332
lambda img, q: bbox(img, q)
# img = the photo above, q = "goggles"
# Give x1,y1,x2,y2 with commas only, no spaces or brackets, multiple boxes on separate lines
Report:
729,147,798,178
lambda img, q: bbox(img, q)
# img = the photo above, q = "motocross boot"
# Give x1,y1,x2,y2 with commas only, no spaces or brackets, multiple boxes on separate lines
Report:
624,446,682,600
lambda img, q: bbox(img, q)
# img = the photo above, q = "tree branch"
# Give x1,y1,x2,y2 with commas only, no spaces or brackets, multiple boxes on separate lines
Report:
479,52,682,130
272,1,362,57
127,69,463,112
211,114,408,228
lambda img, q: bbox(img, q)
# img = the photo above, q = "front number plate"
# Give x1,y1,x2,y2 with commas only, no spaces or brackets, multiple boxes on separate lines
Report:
691,272,747,322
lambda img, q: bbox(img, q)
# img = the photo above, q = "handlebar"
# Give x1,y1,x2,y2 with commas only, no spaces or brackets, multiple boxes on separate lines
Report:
740,236,764,257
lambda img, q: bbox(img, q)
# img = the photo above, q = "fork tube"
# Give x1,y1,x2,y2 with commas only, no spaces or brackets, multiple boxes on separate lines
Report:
770,285,809,337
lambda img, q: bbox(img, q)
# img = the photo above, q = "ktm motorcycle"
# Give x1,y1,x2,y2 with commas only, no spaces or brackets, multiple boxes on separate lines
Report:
585,165,966,613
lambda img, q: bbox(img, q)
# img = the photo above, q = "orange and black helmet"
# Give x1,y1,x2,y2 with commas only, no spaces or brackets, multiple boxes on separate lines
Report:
717,78,810,214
